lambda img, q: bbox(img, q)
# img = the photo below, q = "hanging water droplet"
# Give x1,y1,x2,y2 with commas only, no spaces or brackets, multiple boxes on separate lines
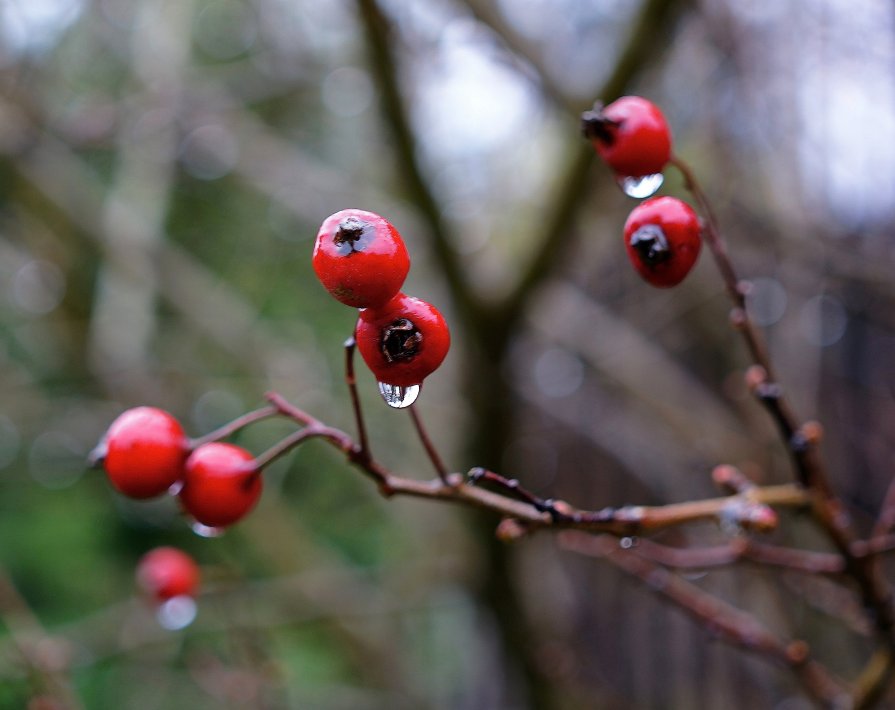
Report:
190,521,225,538
156,595,197,630
378,382,420,409
618,173,664,198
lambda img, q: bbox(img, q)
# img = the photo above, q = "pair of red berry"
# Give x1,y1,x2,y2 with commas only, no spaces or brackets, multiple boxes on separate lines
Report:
99,406,261,528
312,209,450,388
584,96,702,288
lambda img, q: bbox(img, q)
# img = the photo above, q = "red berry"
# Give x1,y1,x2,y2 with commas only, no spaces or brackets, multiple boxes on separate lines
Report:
101,407,188,499
312,209,411,308
355,293,450,387
136,547,200,601
623,196,702,288
179,442,261,528
582,96,671,178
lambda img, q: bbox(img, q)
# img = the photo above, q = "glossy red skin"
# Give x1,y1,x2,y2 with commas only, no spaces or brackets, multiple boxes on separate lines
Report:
593,96,671,178
312,208,411,308
179,443,261,527
103,407,188,499
136,546,200,601
623,197,702,288
355,293,451,387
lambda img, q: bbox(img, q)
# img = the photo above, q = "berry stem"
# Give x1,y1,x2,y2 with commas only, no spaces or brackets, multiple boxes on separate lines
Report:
264,391,393,492
669,155,777,380
251,428,318,472
408,404,451,485
344,337,372,463
189,405,279,449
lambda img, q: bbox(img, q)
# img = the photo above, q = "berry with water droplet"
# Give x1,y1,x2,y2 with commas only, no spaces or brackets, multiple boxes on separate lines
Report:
623,197,701,287
582,96,671,179
100,407,189,499
179,442,262,527
355,293,450,387
136,547,200,602
312,208,411,308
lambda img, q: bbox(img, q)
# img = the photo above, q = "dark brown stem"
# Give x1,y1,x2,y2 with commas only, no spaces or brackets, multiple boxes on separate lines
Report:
251,428,319,472
264,391,393,493
670,155,779,381
262,393,809,536
344,337,371,464
188,404,279,449
468,467,573,521
673,154,895,693
407,404,450,485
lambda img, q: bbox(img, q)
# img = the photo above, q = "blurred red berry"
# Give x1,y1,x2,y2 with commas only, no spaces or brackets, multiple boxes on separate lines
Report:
136,546,200,601
179,442,261,528
312,208,411,308
623,196,702,288
101,407,188,499
355,293,450,387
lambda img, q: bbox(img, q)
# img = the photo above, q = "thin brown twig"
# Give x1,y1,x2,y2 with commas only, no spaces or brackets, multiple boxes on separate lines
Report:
263,391,808,536
672,154,895,698
343,337,372,464
189,405,279,449
407,404,451,485
251,428,319,472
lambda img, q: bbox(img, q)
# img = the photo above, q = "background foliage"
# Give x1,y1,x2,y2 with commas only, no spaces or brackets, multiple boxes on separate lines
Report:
1,0,895,707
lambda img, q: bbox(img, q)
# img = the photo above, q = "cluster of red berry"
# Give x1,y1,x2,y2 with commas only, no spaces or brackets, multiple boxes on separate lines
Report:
96,406,262,528
312,209,451,404
91,209,453,612
583,96,702,287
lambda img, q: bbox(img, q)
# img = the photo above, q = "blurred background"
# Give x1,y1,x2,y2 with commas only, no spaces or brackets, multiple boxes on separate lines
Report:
1,0,894,707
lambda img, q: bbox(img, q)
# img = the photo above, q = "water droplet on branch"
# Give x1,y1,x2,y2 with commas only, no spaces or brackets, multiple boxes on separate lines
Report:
378,382,420,409
618,173,664,198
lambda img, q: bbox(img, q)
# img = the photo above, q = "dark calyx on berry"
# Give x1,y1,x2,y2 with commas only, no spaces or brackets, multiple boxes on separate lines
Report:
580,104,620,145
381,318,422,363
629,224,671,265
333,216,371,254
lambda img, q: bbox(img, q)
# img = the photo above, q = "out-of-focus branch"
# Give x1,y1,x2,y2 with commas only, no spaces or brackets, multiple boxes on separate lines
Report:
631,537,846,575
557,532,851,708
354,0,479,326
458,0,578,113
0,569,82,709
498,0,692,334
0,121,317,386
88,0,194,382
